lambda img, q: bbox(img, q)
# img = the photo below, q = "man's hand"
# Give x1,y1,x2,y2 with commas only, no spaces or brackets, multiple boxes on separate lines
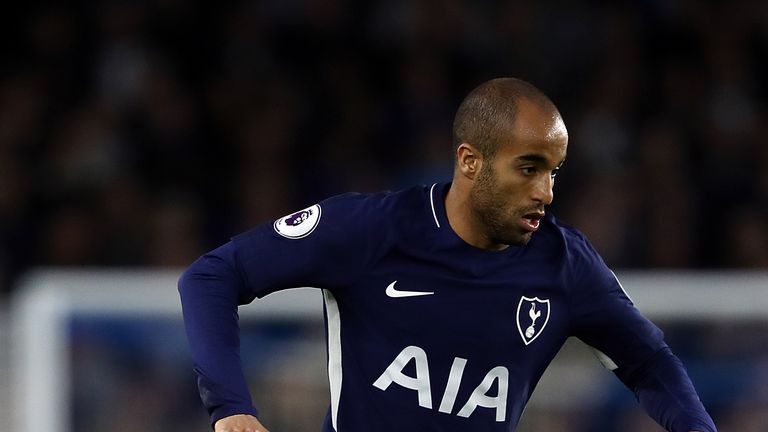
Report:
214,414,269,432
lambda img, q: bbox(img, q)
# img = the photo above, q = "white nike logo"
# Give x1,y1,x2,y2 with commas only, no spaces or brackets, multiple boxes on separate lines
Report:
385,281,434,298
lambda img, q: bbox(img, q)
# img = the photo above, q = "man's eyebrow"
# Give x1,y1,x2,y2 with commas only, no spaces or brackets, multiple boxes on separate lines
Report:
516,154,549,164
515,154,567,168
516,153,565,167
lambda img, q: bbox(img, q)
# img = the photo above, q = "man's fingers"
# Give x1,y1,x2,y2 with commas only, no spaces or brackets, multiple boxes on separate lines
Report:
214,414,269,432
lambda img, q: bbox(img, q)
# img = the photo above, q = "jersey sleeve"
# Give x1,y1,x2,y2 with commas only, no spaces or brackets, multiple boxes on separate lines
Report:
230,192,386,299
178,192,387,425
566,232,716,432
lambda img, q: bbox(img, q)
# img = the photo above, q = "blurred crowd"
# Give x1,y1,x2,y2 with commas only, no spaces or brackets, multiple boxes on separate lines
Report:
1,0,767,294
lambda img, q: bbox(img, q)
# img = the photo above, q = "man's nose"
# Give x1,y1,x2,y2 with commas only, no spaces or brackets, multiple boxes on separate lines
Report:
532,175,554,205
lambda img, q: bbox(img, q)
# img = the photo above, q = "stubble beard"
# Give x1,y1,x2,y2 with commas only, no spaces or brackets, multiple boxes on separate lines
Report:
470,165,532,247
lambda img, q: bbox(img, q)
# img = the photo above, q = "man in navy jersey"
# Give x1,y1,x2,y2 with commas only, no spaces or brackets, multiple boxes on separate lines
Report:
179,78,716,431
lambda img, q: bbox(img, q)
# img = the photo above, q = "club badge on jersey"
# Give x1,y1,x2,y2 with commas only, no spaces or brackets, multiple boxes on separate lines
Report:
273,204,322,239
516,296,550,345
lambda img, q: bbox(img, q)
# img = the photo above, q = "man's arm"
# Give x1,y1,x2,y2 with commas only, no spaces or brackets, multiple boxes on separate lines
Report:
574,285,717,431
566,231,716,431
614,346,715,432
179,193,383,427
179,242,262,426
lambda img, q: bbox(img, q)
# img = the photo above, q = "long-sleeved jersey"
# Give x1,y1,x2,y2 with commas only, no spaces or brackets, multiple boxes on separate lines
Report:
179,182,716,431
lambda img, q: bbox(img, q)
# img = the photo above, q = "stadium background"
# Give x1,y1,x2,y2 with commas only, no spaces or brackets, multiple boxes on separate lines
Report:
0,1,766,431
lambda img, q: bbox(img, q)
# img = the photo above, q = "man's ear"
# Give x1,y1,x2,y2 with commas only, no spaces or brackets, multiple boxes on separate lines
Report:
456,143,482,180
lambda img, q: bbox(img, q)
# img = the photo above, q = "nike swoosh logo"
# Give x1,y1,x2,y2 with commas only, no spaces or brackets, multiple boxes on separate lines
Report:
385,281,434,298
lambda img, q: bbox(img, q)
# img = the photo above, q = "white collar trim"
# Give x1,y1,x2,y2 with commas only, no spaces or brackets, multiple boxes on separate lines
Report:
429,183,441,228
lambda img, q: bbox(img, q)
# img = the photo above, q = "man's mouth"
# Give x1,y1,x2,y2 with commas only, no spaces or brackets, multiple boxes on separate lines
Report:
521,212,544,232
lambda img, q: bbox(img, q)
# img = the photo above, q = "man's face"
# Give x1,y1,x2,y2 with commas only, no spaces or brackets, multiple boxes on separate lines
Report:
469,101,568,247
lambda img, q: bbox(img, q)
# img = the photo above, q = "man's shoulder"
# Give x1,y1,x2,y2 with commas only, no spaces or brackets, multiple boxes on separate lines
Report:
540,215,602,266
545,215,588,244
300,184,435,257
319,184,434,224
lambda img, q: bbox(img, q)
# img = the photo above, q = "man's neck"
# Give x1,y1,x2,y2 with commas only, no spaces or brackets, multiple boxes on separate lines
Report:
444,180,508,251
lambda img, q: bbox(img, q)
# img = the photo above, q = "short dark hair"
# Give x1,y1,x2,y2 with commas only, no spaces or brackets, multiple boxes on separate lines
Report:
452,77,557,162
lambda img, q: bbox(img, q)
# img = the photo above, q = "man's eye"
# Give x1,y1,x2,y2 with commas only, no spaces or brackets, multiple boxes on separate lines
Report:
551,168,560,179
521,167,536,175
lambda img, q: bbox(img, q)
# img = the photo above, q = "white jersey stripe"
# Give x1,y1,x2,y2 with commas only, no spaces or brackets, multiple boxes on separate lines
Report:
429,183,441,228
610,270,634,303
323,289,343,430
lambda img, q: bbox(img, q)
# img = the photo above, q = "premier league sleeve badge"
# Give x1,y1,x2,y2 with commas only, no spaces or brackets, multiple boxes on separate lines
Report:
273,204,322,239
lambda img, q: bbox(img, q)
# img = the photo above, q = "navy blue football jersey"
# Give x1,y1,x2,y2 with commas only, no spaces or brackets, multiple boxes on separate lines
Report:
179,182,716,431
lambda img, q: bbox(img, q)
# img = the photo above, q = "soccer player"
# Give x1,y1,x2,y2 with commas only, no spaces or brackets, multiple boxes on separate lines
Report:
179,78,717,431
